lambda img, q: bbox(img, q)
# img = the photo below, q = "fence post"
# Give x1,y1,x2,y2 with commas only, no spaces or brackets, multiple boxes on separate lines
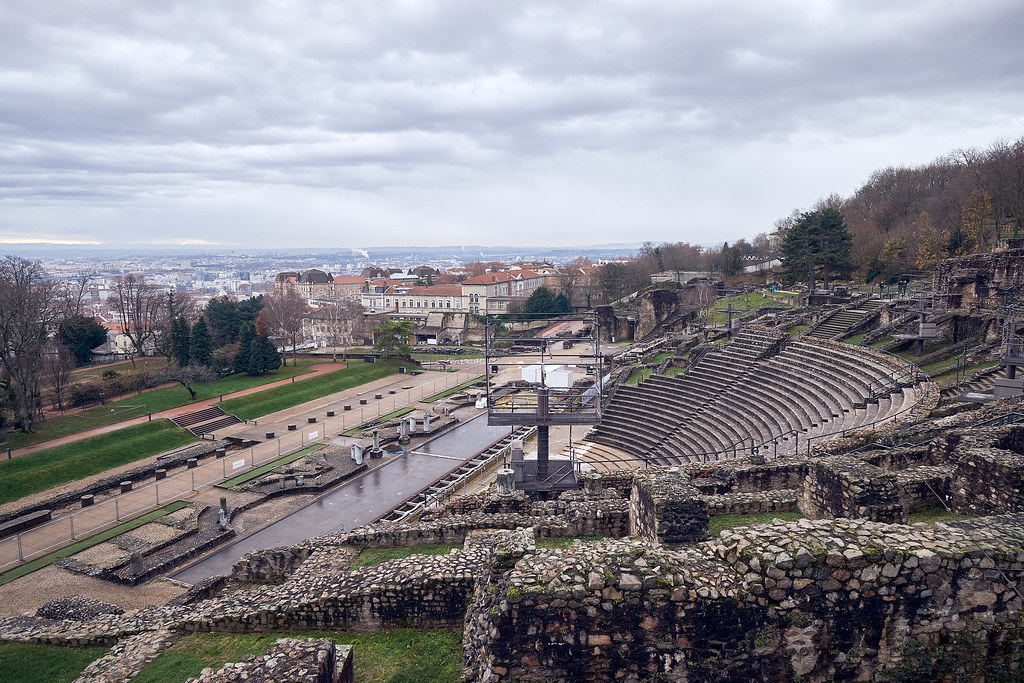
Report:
115,499,120,522
69,515,75,540
18,534,24,562
191,471,196,491
156,483,159,505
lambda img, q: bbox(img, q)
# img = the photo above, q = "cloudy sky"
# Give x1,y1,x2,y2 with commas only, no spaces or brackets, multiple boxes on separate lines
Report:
1,1,1022,249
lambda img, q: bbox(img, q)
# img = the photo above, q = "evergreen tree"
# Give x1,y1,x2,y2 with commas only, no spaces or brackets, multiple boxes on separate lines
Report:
58,314,108,366
522,287,570,315
372,319,412,359
189,317,213,367
781,208,853,290
233,321,256,374
169,315,191,367
205,296,241,346
247,334,281,375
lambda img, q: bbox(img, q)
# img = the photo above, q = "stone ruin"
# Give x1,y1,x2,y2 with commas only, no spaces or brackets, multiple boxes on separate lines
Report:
2,410,1024,683
932,241,1024,308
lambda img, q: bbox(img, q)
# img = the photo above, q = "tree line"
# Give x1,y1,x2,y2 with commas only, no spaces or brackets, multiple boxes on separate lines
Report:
776,135,1024,283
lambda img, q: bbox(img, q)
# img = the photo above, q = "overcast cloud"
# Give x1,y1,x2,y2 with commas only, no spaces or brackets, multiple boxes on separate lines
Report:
1,0,1022,249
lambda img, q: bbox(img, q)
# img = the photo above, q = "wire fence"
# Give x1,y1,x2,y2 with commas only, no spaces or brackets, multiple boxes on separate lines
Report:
0,367,483,573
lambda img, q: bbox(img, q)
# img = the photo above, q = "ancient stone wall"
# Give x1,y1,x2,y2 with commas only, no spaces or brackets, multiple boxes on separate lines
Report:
933,247,1024,308
187,638,351,683
463,516,1024,682
630,468,709,543
952,448,1024,515
798,456,905,523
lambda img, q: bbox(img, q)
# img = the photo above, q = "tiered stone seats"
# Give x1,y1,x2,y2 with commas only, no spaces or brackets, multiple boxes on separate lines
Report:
581,329,929,470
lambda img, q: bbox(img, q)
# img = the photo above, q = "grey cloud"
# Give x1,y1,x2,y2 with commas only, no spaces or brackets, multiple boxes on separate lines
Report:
1,0,1022,246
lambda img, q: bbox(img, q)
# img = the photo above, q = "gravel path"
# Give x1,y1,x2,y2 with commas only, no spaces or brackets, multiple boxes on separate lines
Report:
0,565,186,618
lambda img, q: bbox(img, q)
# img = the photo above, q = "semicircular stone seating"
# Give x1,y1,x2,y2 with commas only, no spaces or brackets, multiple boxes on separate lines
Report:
580,326,929,472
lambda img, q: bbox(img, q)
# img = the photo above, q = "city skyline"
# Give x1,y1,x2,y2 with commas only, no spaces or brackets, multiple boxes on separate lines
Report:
2,1,1023,249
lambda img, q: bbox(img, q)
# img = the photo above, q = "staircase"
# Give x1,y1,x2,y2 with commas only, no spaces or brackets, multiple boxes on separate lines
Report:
807,299,882,340
171,405,242,437
942,366,1005,400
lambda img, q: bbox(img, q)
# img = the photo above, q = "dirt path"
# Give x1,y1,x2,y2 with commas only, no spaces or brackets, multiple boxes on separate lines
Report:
8,362,346,458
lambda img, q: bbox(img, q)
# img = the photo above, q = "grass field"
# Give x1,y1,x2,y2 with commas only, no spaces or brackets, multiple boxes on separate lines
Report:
0,501,191,586
133,630,462,683
4,359,327,451
625,367,654,385
421,375,485,403
708,511,803,537
219,360,403,420
349,543,460,570
0,642,108,683
707,291,789,325
0,420,196,506
216,443,326,488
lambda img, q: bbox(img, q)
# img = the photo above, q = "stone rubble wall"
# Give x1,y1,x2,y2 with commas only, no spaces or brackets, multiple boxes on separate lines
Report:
73,629,178,683
630,467,709,544
187,638,351,683
892,465,952,514
798,456,905,523
464,516,1024,682
952,448,1024,516
702,489,799,516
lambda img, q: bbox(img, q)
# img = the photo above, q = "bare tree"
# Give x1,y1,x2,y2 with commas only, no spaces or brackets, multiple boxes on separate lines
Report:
313,301,366,362
112,274,163,365
559,257,592,307
162,364,217,401
263,289,307,366
0,256,61,432
55,271,92,319
43,339,75,414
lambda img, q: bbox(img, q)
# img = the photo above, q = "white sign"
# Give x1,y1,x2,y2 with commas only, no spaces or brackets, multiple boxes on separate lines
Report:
232,459,246,470
309,431,319,439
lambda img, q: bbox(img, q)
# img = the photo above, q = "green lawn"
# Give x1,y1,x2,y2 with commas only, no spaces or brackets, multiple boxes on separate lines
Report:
349,544,459,570
421,375,485,403
786,324,810,337
843,333,867,345
0,420,196,506
341,406,416,437
4,359,328,451
707,291,788,325
216,443,326,488
0,501,191,586
625,367,654,385
708,511,803,537
0,642,108,683
219,361,403,421
134,630,462,683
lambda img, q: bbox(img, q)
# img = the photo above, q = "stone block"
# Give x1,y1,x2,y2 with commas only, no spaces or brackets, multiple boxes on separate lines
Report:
630,467,709,543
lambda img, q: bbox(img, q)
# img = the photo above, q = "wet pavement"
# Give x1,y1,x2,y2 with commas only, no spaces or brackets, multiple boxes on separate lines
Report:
171,415,512,584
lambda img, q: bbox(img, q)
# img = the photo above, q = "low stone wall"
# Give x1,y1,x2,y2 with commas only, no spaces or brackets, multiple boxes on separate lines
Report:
464,516,1024,682
630,468,709,543
952,447,1024,516
684,457,809,494
892,466,951,514
703,489,799,517
799,456,905,523
188,638,351,683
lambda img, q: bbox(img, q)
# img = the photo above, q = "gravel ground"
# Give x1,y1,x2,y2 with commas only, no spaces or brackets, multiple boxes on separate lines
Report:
0,565,186,618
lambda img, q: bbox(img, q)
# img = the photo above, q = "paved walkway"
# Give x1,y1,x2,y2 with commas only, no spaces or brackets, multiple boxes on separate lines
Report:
0,365,483,573
10,362,345,457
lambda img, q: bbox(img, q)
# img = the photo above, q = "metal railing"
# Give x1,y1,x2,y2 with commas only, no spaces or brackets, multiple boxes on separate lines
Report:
0,367,483,574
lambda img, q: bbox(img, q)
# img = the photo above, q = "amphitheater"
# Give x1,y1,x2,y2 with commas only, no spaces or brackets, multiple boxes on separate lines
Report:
2,310,1023,682
580,325,930,470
